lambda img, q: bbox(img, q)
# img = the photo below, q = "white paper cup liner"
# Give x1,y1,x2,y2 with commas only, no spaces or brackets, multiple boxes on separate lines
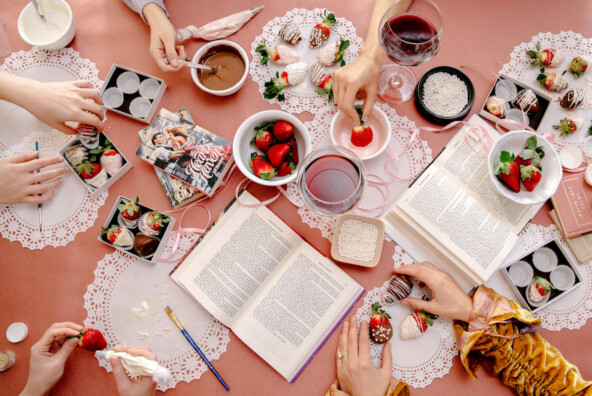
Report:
129,97,151,118
550,265,576,291
532,247,558,272
505,108,529,125
495,78,518,101
585,164,592,186
133,232,160,259
116,71,140,94
526,280,551,307
139,78,160,99
508,260,534,287
102,87,124,108
559,146,583,170
117,212,139,229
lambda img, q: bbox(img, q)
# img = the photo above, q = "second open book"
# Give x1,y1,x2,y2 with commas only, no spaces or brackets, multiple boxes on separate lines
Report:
384,115,543,292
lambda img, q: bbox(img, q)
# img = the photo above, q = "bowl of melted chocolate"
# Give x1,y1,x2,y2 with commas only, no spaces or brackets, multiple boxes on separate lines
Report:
191,40,249,96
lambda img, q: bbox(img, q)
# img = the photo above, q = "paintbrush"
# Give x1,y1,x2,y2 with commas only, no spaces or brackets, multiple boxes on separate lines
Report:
35,141,42,231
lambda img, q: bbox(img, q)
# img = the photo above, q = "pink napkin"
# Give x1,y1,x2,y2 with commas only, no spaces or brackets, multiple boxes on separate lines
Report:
176,6,263,42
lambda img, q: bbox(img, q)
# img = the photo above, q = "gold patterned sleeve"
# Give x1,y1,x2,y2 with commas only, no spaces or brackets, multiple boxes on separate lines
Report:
325,378,410,396
454,285,592,395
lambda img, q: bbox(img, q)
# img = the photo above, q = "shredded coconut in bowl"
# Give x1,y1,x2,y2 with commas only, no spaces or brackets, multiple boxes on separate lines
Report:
422,72,468,117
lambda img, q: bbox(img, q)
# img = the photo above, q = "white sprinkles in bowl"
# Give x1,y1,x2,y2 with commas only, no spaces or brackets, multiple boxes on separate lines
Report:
422,72,469,117
337,219,378,262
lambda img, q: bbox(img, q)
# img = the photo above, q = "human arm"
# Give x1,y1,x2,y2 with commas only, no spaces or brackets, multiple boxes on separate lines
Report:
20,322,84,396
0,152,68,204
333,0,411,122
110,345,157,396
326,316,409,396
0,71,103,135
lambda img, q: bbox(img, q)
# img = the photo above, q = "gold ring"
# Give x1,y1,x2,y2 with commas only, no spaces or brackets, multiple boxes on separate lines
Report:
337,351,348,359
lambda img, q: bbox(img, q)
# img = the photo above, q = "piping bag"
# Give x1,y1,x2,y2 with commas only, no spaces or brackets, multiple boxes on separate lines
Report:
97,350,172,386
176,6,263,42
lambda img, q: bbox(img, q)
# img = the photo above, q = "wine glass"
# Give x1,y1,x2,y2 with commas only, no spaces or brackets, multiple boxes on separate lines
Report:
297,146,367,216
378,0,443,103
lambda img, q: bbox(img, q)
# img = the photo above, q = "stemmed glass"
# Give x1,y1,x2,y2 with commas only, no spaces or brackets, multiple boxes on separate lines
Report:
377,0,443,103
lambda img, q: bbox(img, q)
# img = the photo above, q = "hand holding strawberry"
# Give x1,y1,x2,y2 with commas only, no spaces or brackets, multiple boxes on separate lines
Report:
351,106,373,147
68,328,108,351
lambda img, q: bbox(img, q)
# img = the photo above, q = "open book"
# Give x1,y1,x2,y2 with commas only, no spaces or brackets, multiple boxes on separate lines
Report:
384,115,542,292
170,190,364,382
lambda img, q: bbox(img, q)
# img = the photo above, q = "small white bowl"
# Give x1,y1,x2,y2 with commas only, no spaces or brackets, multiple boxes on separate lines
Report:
487,130,562,205
191,40,249,96
329,106,391,160
233,110,311,186
18,0,75,50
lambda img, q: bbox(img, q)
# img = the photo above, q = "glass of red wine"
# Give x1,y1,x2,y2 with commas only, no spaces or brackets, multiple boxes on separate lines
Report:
297,146,367,216
378,0,443,103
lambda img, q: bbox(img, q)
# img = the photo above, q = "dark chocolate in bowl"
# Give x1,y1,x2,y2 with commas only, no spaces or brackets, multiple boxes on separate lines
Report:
198,45,246,91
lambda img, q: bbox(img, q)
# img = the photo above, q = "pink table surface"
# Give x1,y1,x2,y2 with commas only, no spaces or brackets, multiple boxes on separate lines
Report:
1,0,591,395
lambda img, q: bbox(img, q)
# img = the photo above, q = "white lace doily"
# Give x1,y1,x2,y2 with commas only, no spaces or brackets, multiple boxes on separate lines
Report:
500,31,592,148
0,130,108,249
285,103,432,239
250,8,364,114
487,223,592,331
84,232,230,391
354,245,457,388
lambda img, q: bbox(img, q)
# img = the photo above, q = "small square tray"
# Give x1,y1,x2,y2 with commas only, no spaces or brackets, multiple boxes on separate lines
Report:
59,132,132,196
479,73,552,132
331,213,385,267
98,195,175,263
501,239,583,312
100,64,166,123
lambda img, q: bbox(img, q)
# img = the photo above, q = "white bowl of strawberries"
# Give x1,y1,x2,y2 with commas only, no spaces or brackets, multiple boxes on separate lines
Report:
488,130,562,205
234,110,311,186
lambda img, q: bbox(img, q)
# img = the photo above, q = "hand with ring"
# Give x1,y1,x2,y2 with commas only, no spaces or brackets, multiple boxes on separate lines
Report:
334,316,393,396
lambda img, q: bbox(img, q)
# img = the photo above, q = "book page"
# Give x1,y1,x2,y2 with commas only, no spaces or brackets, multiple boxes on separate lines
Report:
396,165,518,281
171,192,303,327
435,115,541,234
231,242,363,382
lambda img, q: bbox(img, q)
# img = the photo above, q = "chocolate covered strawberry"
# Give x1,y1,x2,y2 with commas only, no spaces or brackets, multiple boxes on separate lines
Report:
528,276,552,303
494,151,520,193
91,139,122,176
399,310,436,340
514,136,544,167
255,40,300,66
569,56,588,78
251,122,274,153
117,196,141,227
520,165,542,192
309,10,337,48
553,117,582,136
250,153,276,180
279,21,302,45
318,38,350,67
141,211,171,236
277,160,297,177
537,68,568,92
310,63,334,102
267,143,291,167
68,328,107,351
369,302,393,344
77,159,107,189
526,42,564,67
273,120,294,142
263,62,308,101
350,106,373,147
101,225,133,247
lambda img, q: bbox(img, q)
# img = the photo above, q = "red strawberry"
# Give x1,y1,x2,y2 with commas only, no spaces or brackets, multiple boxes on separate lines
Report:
309,11,336,48
102,148,118,156
250,153,276,180
146,210,171,231
533,276,552,297
351,106,373,147
273,121,294,142
101,225,124,244
570,56,588,78
251,123,274,153
277,160,296,177
399,310,436,340
520,165,542,191
526,42,562,67
537,68,568,92
287,138,299,164
494,151,520,193
553,117,580,136
369,302,392,344
77,160,103,180
513,136,544,167
117,196,140,221
267,143,291,167
69,328,107,351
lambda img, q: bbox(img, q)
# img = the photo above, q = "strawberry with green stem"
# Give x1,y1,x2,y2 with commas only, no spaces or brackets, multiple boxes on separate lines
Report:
520,165,542,192
310,64,334,102
570,56,588,78
494,151,520,193
255,39,299,66
250,153,276,180
369,302,393,344
101,225,133,247
76,158,103,180
350,106,373,147
272,121,294,142
318,38,350,67
514,136,545,167
309,10,337,48
145,210,171,232
277,160,297,177
117,196,141,222
553,117,581,136
529,276,552,302
399,310,437,340
526,42,563,67
267,143,292,167
537,68,568,92
67,328,107,351
251,122,274,153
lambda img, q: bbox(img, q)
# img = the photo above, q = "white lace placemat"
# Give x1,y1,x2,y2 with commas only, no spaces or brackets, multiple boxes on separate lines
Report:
486,223,592,331
500,31,592,148
84,232,230,391
0,130,108,249
250,8,364,114
354,245,457,388
285,103,432,239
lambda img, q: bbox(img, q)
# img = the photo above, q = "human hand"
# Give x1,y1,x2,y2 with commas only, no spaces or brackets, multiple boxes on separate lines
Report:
336,316,392,396
169,151,186,159
395,262,473,322
143,3,187,72
110,345,157,396
0,152,68,204
333,52,382,123
20,322,84,396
